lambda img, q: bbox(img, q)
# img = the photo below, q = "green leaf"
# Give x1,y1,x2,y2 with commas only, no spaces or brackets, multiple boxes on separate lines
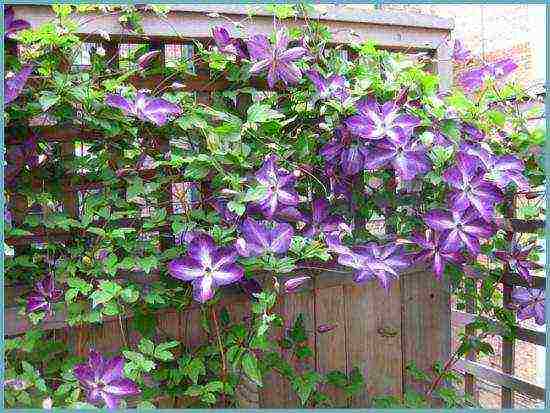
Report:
39,92,60,111
138,338,155,355
247,103,284,123
242,352,262,387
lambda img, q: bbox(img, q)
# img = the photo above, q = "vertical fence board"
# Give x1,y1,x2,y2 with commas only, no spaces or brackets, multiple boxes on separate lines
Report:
345,281,403,407
401,270,451,397
314,285,348,407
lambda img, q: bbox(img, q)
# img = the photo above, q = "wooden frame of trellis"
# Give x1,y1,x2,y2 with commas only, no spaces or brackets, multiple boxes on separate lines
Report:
4,4,545,408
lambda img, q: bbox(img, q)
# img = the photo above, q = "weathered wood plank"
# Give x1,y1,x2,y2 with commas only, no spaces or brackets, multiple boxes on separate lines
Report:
13,5,452,51
401,269,451,397
345,281,402,407
314,285,347,407
454,359,545,401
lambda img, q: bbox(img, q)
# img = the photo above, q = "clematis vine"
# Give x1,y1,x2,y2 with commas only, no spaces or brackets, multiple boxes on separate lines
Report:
306,70,349,102
423,207,495,255
364,131,431,181
511,287,545,326
105,91,181,126
5,65,33,105
411,230,464,280
26,275,63,315
73,349,140,408
327,235,409,291
235,218,294,257
168,234,243,303
320,126,368,177
302,198,349,238
346,97,420,141
247,28,308,88
442,152,502,220
4,6,30,39
212,26,248,59
252,155,299,219
495,239,543,283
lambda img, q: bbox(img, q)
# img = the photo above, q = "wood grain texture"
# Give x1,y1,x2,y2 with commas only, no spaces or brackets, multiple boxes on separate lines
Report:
314,285,348,407
345,280,403,407
401,270,451,397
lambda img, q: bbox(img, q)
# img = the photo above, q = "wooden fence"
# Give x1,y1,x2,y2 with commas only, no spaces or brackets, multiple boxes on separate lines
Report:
6,4,545,409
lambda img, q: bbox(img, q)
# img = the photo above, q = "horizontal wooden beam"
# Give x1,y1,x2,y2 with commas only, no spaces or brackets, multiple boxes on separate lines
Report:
13,5,451,51
454,359,545,400
451,310,545,346
4,264,429,336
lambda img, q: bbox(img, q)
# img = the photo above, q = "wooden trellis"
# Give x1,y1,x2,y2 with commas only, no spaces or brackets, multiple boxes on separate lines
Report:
5,4,545,409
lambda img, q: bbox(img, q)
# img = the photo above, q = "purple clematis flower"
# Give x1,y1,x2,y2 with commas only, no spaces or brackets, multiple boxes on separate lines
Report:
364,131,431,181
462,146,530,192
411,230,464,280
5,65,33,105
105,91,181,126
306,70,349,102
327,235,409,291
168,234,243,303
486,58,517,79
495,239,543,284
209,197,240,225
235,218,294,257
317,324,337,333
137,50,160,69
26,275,63,315
320,126,368,177
442,152,502,220
73,349,140,408
247,28,308,88
212,26,248,59
511,287,545,326
423,207,495,255
302,198,349,238
283,276,311,293
452,39,471,63
4,6,30,39
346,97,420,141
460,123,485,142
252,155,300,219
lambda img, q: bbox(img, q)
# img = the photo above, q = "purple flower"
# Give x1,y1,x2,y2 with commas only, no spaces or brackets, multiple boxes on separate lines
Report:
168,234,244,303
26,275,63,315
283,276,311,293
212,26,248,59
495,240,543,284
317,324,337,333
252,155,299,219
235,218,294,257
5,65,33,105
302,198,348,238
209,198,240,225
247,28,308,88
423,208,495,255
105,91,181,126
452,39,471,63
306,70,349,102
73,349,140,408
4,7,30,39
320,126,368,177
327,235,409,291
137,50,160,69
364,131,431,181
464,146,530,191
511,287,545,326
346,97,420,141
458,67,488,92
460,123,485,142
411,230,464,280
486,58,517,79
442,153,503,220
